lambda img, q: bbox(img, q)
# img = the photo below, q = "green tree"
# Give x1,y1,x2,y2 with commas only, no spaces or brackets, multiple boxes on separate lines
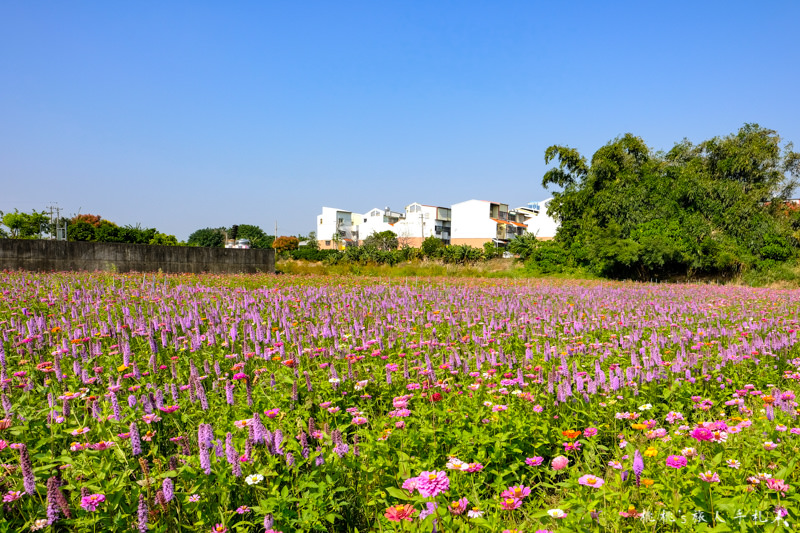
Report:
149,233,179,246
363,230,398,251
187,228,225,247
2,209,50,238
68,220,97,241
231,224,273,248
420,236,445,258
542,124,800,278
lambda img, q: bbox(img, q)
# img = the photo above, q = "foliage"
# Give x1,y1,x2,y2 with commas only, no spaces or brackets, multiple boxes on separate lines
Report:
543,124,800,279
420,236,446,259
272,235,299,253
506,232,540,260
363,230,399,251
71,214,103,227
229,224,274,249
187,228,225,248
1,209,50,239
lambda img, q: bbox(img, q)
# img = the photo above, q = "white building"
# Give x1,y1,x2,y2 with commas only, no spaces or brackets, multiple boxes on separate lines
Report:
515,198,558,239
316,207,362,250
450,199,527,247
392,203,451,246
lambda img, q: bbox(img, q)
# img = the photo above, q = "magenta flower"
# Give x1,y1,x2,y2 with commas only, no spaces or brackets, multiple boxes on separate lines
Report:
500,497,522,510
3,490,23,503
583,427,598,437
525,456,544,466
577,475,605,488
80,494,106,511
665,455,687,469
416,471,450,498
766,478,790,495
690,427,714,441
501,485,531,499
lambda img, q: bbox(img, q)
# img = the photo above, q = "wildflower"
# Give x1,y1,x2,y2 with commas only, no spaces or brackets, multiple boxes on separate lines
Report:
551,455,569,471
562,429,581,439
501,485,531,499
525,456,544,466
682,447,698,458
467,507,484,518
638,404,652,411
578,475,605,488
31,519,48,531
245,474,264,485
500,498,521,510
351,416,368,425
698,471,720,483
643,446,658,458
211,524,228,533
3,490,23,502
763,441,778,451
188,494,200,502
619,505,642,518
690,427,714,441
563,441,581,452
235,505,250,514
726,459,741,469
583,427,598,437
449,497,469,515
80,494,105,511
416,471,449,498
608,460,623,469
665,455,687,468
384,504,415,522
547,508,567,518
766,478,790,495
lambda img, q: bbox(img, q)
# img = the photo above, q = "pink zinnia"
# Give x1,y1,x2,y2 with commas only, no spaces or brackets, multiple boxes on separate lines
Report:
577,475,604,488
501,485,531,499
551,455,569,471
500,497,522,510
416,471,450,497
766,478,790,495
698,471,720,483
384,504,416,522
3,491,23,503
583,427,598,437
80,493,106,511
665,455,687,469
525,456,544,466
691,427,714,441
448,497,469,515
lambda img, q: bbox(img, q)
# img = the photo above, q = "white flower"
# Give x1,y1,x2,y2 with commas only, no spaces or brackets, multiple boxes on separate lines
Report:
244,474,264,485
547,508,567,518
467,508,484,518
638,404,653,411
329,378,341,384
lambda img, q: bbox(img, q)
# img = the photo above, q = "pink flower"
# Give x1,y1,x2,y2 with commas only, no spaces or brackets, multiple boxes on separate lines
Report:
665,455,687,469
583,427,598,437
3,491,23,503
500,497,522,510
416,471,450,498
500,485,531,499
691,427,714,441
525,456,544,466
80,493,105,511
551,455,569,471
448,497,469,515
698,471,720,483
384,504,416,522
766,478,790,495
577,475,604,488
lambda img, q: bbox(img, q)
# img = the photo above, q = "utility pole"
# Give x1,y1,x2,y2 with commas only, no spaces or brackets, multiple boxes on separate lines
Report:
46,202,62,239
274,220,278,238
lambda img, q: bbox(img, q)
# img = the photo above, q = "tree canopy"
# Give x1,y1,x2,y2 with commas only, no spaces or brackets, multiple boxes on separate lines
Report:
540,124,800,279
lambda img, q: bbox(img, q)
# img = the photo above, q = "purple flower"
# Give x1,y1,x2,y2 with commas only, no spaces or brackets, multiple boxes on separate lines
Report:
633,450,644,486
162,478,174,502
18,444,36,495
137,493,148,533
130,422,142,456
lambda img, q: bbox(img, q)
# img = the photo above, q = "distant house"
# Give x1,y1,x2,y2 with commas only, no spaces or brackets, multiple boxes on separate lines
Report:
316,197,557,249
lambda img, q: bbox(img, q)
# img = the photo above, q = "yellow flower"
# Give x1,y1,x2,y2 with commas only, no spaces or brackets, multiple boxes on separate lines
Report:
644,447,658,458
117,364,128,372
631,423,647,430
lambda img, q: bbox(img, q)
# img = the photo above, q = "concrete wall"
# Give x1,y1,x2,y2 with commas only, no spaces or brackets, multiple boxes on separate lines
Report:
0,240,275,274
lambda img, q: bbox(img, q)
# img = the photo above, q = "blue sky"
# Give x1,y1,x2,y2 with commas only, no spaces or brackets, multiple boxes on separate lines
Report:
2,1,798,241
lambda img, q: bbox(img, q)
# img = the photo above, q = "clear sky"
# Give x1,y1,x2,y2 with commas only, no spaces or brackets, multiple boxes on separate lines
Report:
2,1,798,241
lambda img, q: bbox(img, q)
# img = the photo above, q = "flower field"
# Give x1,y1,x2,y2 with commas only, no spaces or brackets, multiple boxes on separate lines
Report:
1,271,799,532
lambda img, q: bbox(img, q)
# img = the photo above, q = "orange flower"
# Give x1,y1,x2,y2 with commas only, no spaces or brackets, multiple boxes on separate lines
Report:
562,430,581,440
641,478,655,487
281,359,295,367
763,395,775,405
50,327,61,333
631,423,647,430
384,504,416,522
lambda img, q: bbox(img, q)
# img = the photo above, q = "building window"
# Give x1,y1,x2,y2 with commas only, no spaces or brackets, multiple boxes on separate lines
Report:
319,218,323,224
325,241,331,246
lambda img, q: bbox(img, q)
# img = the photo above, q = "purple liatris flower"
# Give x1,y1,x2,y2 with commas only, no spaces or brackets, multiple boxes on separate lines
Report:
225,432,242,477
263,514,274,529
137,493,148,533
162,478,174,502
286,452,295,467
273,429,283,456
18,444,36,495
130,422,142,456
633,450,644,486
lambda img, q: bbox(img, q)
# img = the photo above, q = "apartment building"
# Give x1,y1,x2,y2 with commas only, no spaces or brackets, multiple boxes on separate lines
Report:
316,198,556,249
450,199,528,247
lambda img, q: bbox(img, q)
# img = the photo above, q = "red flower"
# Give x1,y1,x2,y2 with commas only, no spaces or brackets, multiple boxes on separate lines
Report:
431,393,442,402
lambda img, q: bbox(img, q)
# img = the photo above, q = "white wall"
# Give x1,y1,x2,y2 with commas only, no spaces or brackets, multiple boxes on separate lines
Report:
523,198,559,238
450,200,496,239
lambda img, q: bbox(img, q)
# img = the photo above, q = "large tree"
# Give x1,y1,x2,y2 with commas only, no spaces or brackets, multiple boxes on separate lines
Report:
187,228,225,247
2,209,50,238
542,124,800,278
